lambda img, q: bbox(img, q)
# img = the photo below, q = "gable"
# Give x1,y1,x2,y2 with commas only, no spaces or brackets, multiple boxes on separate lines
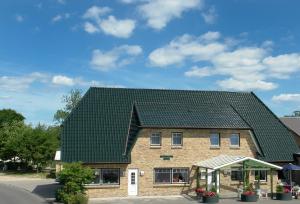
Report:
61,87,299,163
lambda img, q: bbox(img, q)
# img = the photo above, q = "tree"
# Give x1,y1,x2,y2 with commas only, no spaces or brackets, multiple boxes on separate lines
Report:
0,109,25,127
54,89,82,124
285,110,300,117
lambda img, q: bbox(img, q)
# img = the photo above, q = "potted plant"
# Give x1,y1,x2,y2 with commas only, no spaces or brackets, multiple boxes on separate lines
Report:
195,187,205,200
203,187,219,203
241,183,258,202
293,186,300,199
276,185,292,200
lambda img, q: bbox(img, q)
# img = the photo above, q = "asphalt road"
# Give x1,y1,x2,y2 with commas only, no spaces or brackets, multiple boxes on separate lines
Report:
0,183,47,204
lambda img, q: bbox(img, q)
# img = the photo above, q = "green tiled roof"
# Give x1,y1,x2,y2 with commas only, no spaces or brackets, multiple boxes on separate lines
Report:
135,102,250,129
61,87,299,163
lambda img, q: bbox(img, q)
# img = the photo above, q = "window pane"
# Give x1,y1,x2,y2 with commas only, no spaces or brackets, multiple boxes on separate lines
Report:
155,168,171,183
230,134,240,146
172,168,188,183
92,169,101,184
254,170,267,181
150,133,161,145
210,134,220,146
172,133,182,145
231,168,243,181
101,169,120,184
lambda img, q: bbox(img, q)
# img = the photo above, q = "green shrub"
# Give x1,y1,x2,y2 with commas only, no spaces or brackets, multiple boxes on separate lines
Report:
56,162,94,204
210,186,217,193
276,185,284,193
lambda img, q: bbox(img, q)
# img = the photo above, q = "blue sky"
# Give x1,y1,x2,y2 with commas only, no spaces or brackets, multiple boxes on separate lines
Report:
1,0,300,125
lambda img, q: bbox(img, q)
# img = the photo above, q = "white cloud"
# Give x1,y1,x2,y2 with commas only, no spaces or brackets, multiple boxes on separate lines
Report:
83,6,111,21
263,53,300,79
138,0,203,30
52,75,75,86
84,22,99,33
83,6,135,38
15,14,24,22
184,66,213,78
99,16,136,38
57,0,66,4
150,31,300,91
217,78,277,91
90,45,142,71
0,72,48,92
272,94,300,102
202,6,217,24
149,32,226,67
52,13,70,23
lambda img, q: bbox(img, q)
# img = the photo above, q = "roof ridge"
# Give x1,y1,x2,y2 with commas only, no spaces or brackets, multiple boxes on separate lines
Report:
90,86,252,94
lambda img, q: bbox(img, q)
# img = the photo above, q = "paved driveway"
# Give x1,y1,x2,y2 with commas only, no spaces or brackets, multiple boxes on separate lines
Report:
0,177,61,203
0,183,47,204
90,196,300,204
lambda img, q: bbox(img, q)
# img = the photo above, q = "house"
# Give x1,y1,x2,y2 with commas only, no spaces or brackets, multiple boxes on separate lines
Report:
280,117,300,148
60,87,299,198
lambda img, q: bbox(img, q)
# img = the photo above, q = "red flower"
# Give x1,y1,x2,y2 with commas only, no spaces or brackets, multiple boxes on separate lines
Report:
203,191,217,197
243,191,255,196
284,188,290,193
195,188,205,193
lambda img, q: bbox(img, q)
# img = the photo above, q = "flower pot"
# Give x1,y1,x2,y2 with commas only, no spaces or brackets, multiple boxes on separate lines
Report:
241,194,258,202
276,192,292,200
202,196,219,203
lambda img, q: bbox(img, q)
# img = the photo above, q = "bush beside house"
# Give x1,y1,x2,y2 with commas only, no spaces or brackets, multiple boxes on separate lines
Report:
56,162,94,204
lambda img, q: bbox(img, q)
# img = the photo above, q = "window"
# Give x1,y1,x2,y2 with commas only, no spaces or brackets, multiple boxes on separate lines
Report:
231,168,243,181
154,168,189,184
91,168,120,185
172,132,183,146
230,133,240,147
150,132,161,146
254,170,267,182
210,133,220,147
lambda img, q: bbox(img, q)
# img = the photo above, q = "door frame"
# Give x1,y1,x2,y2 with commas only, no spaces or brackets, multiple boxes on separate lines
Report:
128,168,139,196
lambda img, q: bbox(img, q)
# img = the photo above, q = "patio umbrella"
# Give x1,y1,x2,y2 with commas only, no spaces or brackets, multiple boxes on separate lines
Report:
282,164,300,188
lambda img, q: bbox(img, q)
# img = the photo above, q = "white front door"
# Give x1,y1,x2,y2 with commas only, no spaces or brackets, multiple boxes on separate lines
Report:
128,169,138,196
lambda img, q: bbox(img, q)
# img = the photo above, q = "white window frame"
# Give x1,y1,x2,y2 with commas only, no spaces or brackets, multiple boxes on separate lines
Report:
90,168,120,185
154,168,189,184
150,132,161,146
230,133,240,147
254,170,267,182
171,132,183,146
210,133,220,147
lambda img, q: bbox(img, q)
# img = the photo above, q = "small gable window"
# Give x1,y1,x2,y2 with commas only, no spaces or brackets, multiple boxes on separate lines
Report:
210,133,220,147
230,133,240,147
150,132,161,146
172,132,183,146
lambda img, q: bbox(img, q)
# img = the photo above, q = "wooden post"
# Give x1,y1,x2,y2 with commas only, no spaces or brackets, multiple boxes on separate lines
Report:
270,169,273,199
196,167,200,188
206,168,208,191
214,170,218,191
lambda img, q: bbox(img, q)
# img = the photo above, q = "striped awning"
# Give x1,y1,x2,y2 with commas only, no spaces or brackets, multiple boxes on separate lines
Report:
194,154,282,170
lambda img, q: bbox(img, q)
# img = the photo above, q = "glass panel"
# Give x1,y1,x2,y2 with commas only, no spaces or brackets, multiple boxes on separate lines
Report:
154,168,171,183
230,134,240,146
255,170,267,181
150,133,161,145
131,172,135,184
231,168,243,181
210,133,220,146
172,168,188,183
92,169,101,184
101,169,120,184
172,133,182,145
